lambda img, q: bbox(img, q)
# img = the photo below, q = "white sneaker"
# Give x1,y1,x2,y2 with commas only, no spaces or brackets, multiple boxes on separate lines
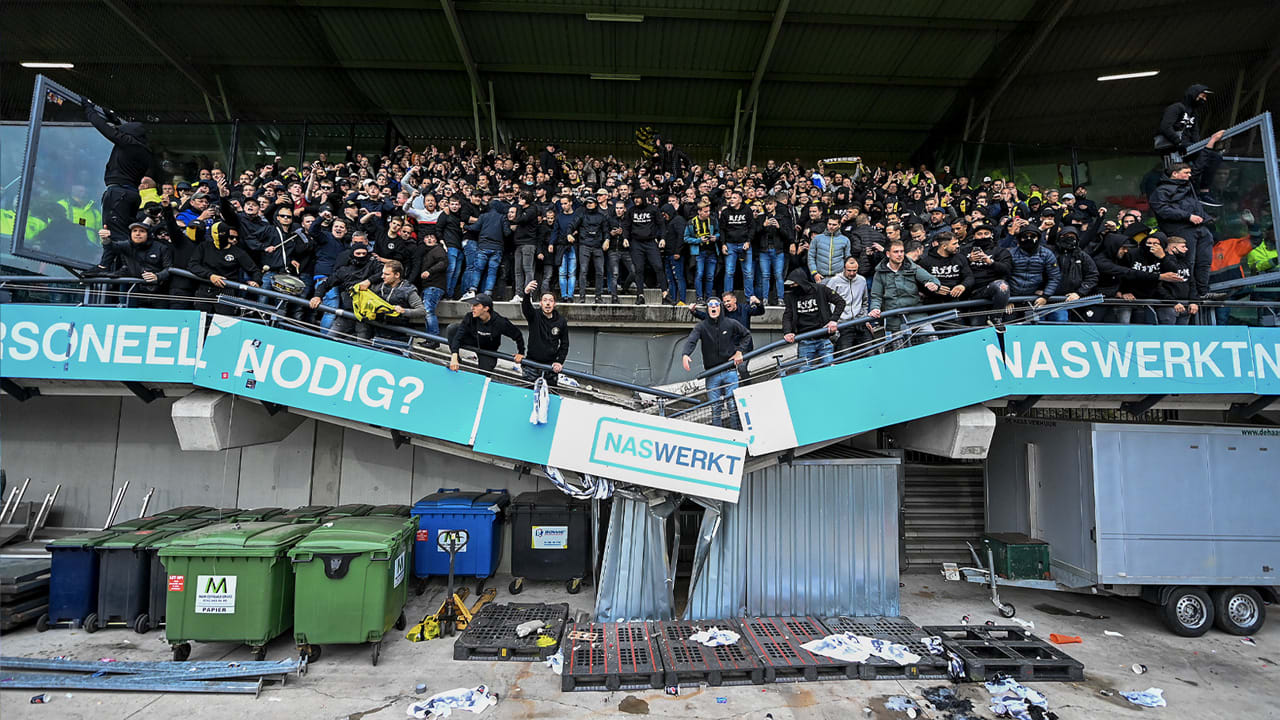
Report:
460,289,476,300
511,295,523,303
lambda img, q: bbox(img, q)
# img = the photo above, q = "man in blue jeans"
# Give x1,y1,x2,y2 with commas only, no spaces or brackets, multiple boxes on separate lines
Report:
720,191,756,298
466,200,510,297
782,268,845,370
684,202,720,302
755,194,793,305
680,297,752,428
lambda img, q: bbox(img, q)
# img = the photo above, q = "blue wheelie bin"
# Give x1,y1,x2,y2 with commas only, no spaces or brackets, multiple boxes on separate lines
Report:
39,530,120,632
411,489,509,591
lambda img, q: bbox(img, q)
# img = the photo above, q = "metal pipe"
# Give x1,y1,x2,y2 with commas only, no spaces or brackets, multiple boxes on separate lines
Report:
4,478,30,523
745,94,759,168
729,89,742,167
471,84,483,155
488,79,498,153
0,488,19,524
138,487,156,519
102,480,129,529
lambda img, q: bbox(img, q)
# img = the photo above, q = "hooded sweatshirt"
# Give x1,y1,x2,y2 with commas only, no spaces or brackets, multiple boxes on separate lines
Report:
1008,229,1061,296
681,312,752,370
85,106,152,188
1092,233,1157,298
1157,84,1210,151
916,247,975,303
521,294,570,364
783,267,846,335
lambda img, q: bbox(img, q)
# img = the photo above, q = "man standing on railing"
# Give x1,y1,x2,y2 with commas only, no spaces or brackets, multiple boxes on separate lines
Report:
782,267,846,369
84,101,152,243
681,297,752,428
448,294,525,375
1150,130,1224,296
520,281,569,387
1155,84,1211,160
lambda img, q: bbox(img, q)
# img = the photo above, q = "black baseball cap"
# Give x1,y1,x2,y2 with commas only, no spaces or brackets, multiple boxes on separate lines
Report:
470,293,493,309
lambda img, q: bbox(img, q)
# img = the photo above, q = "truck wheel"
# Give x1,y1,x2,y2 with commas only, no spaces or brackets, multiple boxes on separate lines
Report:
1160,586,1214,637
1212,587,1266,635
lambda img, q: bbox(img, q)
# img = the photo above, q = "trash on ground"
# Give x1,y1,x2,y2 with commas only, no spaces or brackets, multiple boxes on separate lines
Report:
416,683,428,694
1120,688,1166,708
1099,690,1114,697
961,615,971,625
565,630,599,642
921,636,944,655
1048,634,1082,645
921,686,974,716
1131,663,1148,675
1103,631,1124,637
801,633,921,665
1241,638,1257,646
406,685,498,718
688,627,740,647
617,695,649,714
664,686,678,696
515,620,545,638
715,697,727,704
1010,618,1035,630
985,677,1056,720
543,650,563,675
29,693,50,704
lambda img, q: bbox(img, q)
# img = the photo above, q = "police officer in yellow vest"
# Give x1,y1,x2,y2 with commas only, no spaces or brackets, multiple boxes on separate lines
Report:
57,184,103,248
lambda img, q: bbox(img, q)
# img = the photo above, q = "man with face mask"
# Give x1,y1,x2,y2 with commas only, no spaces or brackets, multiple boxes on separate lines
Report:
189,221,261,315
1007,227,1061,310
1156,84,1212,158
1158,235,1199,325
311,235,382,336
1046,227,1099,323
681,297,752,428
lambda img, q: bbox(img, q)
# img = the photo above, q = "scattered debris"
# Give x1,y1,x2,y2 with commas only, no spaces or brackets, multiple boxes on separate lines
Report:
961,615,971,625
1099,690,1114,697
30,693,50,704
801,633,921,665
687,627,740,647
715,697,727,704
406,685,498,718
1131,664,1148,675
416,683,428,694
515,620,546,638
985,677,1057,720
1120,688,1166,708
921,686,975,716
886,695,919,715
1033,604,1108,620
1241,638,1257,647
1103,631,1124,638
664,686,678,696
1048,634,1082,645
922,636,944,655
617,695,649,714
542,650,562,675
565,630,598,642
1009,618,1035,630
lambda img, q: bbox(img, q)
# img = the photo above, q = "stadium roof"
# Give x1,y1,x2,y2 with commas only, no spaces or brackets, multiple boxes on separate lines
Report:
4,0,1278,160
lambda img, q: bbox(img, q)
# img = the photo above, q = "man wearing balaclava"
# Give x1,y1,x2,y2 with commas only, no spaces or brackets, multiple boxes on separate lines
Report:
1156,84,1212,159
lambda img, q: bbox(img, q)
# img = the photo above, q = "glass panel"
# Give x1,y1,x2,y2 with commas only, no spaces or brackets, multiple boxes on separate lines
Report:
233,122,306,181
146,122,233,186
1,121,55,275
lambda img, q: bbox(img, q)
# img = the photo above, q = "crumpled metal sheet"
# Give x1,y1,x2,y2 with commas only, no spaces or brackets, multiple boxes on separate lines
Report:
593,490,676,621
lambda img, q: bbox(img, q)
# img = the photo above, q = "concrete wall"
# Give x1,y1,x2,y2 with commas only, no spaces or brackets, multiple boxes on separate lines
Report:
0,396,544,538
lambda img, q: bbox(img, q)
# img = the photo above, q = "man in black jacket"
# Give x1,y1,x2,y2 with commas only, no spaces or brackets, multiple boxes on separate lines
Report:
448,294,525,374
1047,227,1100,323
188,221,261,315
625,194,665,305
520,281,570,386
1150,132,1223,295
756,194,794,306
85,101,152,242
99,222,172,307
510,192,540,301
310,240,382,335
414,232,449,338
680,297,752,428
916,231,974,304
964,223,1012,321
782,267,845,370
1159,235,1199,325
571,196,610,303
1156,84,1211,157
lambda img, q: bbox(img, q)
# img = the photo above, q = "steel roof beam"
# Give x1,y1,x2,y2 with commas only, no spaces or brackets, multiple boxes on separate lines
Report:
439,0,490,118
973,0,1074,129
99,0,226,107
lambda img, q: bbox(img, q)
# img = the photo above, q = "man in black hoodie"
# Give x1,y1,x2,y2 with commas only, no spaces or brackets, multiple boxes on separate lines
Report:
520,281,570,386
1156,84,1211,158
964,223,1012,322
189,221,261,316
571,196,610,303
85,102,152,242
99,222,172,307
916,231,974,305
782,267,846,370
1046,227,1099,323
448,294,525,374
1159,235,1199,325
625,193,665,305
1150,131,1224,295
680,297,752,428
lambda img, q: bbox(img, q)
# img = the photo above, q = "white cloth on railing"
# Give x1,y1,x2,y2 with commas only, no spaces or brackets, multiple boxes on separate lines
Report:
529,377,549,425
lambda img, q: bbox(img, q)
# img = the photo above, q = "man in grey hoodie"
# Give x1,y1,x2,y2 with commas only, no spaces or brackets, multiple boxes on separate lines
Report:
825,256,870,357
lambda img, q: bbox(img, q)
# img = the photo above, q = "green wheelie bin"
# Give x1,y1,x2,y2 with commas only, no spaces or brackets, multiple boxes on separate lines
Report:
159,522,316,661
288,517,415,666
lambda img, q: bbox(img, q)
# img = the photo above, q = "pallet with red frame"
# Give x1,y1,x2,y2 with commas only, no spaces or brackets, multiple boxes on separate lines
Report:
737,616,859,683
560,621,664,692
654,619,764,688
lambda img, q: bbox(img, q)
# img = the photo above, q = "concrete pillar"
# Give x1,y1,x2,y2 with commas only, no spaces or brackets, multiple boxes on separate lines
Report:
171,390,304,451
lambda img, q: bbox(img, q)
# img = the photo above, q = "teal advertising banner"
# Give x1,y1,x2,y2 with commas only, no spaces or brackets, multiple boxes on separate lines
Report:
192,316,487,446
0,304,204,383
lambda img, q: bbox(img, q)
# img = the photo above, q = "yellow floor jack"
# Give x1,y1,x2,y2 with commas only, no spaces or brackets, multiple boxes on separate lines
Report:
406,530,497,641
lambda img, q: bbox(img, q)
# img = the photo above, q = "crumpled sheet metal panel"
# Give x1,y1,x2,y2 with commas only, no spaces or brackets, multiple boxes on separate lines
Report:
687,459,900,619
594,492,675,621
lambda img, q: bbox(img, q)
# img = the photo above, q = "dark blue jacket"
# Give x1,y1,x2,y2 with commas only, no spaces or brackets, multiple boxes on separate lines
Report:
467,200,511,252
1008,233,1061,296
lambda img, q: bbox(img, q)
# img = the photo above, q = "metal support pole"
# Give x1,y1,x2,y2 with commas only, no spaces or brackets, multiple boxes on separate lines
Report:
1007,142,1015,184
729,89,742,167
298,120,308,167
472,84,483,156
745,94,760,168
962,96,976,142
1229,67,1247,128
971,111,991,179
203,94,229,173
488,80,498,154
1070,145,1080,189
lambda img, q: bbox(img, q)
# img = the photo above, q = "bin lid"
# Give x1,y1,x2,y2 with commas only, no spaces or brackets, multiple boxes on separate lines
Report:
46,529,121,550
230,507,285,522
190,508,242,520
324,504,374,518
156,517,214,533
99,528,184,551
366,504,410,517
151,505,214,520
412,489,510,513
277,505,332,522
158,522,317,557
512,490,587,509
289,518,414,556
105,515,172,532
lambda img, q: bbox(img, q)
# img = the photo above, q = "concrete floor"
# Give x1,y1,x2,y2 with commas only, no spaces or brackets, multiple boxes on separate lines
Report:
1,572,1276,719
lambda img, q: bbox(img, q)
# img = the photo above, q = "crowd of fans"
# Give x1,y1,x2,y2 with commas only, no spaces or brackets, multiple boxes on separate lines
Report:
35,86,1271,417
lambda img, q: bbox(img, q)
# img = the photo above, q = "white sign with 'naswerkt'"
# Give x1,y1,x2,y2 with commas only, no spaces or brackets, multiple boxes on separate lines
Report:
195,575,237,614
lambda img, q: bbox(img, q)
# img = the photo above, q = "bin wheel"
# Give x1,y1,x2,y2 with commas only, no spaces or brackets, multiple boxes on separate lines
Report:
475,577,486,594
998,603,1016,619
413,578,428,596
300,644,322,662
566,578,583,595
84,613,99,634
251,646,267,662
172,643,191,662
395,612,407,631
1211,587,1266,636
509,578,524,595
35,613,50,633
133,614,151,634
1160,586,1215,637
371,642,381,666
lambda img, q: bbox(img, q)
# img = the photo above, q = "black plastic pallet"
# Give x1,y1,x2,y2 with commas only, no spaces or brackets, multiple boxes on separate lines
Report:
453,602,569,662
821,616,951,680
922,625,1085,682
737,616,859,683
561,621,665,692
655,619,765,688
